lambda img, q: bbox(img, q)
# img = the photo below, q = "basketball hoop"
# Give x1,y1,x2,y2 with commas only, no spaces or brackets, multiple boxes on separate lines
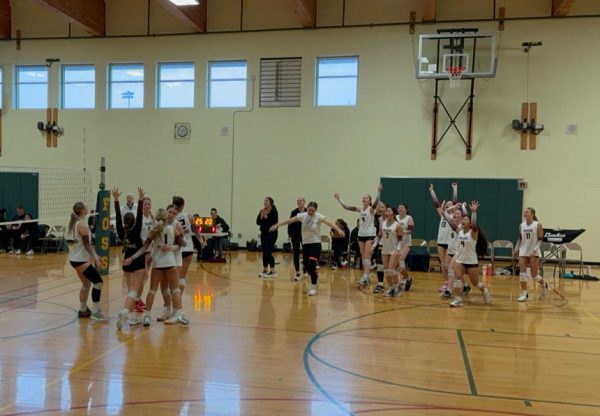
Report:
446,66,465,88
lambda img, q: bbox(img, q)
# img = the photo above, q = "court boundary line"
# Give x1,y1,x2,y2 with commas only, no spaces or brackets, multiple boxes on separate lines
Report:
457,329,478,395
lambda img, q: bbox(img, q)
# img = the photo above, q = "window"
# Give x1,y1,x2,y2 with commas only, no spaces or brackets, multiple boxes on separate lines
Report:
260,57,301,108
316,56,358,107
62,65,95,109
15,66,48,109
208,61,247,108
157,62,194,108
109,63,144,109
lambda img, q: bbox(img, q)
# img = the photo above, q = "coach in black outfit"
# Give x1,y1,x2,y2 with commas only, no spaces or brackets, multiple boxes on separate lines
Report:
287,197,306,280
256,197,278,278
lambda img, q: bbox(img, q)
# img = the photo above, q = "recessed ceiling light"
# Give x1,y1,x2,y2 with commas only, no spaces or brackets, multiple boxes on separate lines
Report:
169,0,200,6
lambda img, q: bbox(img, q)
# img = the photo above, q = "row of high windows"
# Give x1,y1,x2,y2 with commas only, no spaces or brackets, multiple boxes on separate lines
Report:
0,56,358,110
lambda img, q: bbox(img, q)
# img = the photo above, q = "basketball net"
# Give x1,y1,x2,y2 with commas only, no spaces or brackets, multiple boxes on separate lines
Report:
446,66,465,88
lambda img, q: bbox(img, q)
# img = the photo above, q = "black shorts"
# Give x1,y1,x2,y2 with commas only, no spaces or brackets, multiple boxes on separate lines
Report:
182,251,194,259
123,256,146,273
448,253,455,257
358,236,375,243
437,243,449,249
155,266,174,271
460,263,478,269
70,261,87,268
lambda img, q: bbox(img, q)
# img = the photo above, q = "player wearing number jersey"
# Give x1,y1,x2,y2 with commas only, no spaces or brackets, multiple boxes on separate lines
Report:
113,187,147,330
513,207,549,302
371,203,387,294
124,206,188,326
430,182,459,292
448,201,491,308
394,203,414,292
376,207,404,297
439,202,470,299
335,184,382,288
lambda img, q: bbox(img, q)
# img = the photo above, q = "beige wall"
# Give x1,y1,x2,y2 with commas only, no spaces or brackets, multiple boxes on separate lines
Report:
1,1,600,259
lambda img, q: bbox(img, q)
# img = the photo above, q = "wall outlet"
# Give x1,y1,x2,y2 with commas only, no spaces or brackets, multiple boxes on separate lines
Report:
220,126,230,136
237,233,242,239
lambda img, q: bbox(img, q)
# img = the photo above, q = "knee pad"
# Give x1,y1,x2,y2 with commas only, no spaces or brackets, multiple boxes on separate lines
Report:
148,288,156,296
398,260,406,271
377,264,384,272
363,259,371,267
477,282,484,290
179,277,186,287
384,269,396,277
92,282,103,290
162,288,171,297
171,288,181,295
534,275,542,282
83,265,102,283
519,273,529,282
127,290,138,300
453,279,464,289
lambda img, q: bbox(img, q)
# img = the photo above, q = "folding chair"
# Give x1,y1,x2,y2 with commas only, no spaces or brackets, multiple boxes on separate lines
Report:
320,235,332,266
491,240,516,275
427,239,440,271
40,225,67,254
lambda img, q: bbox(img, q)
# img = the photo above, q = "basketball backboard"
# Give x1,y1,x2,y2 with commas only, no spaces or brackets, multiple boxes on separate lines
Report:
416,30,497,79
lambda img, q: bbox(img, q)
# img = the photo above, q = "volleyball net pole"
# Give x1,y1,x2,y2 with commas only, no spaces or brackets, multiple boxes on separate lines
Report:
94,157,110,275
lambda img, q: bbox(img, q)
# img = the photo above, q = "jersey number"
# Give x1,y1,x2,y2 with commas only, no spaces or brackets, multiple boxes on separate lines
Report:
525,232,532,239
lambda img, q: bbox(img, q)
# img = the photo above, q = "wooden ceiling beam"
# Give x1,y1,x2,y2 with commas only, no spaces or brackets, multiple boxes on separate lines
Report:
288,0,316,28
0,0,10,39
552,0,576,16
422,0,436,22
36,0,105,36
154,0,207,32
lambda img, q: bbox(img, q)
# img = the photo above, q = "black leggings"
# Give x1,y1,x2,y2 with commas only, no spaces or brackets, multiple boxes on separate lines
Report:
260,232,277,269
291,234,303,272
303,243,321,285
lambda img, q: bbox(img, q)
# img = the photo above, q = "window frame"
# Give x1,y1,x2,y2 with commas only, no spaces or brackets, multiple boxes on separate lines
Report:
156,61,195,109
108,63,145,109
315,55,359,107
207,60,248,109
14,65,49,110
61,64,96,109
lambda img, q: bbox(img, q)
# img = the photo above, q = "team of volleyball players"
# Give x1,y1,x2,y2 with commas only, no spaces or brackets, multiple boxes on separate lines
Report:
67,182,549,329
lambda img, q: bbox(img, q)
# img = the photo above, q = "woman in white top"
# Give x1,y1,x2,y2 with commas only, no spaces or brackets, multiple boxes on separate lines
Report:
513,207,549,302
375,207,403,297
334,184,382,288
449,201,491,307
67,202,106,321
429,183,458,292
124,205,188,326
395,203,415,292
438,202,469,299
270,201,344,296
135,196,155,314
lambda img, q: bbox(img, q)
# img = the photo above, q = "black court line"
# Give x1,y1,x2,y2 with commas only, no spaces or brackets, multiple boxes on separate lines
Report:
457,329,478,396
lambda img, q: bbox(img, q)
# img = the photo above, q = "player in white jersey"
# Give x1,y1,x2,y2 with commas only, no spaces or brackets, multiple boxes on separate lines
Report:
270,201,344,296
371,202,387,294
439,202,470,299
513,207,549,302
374,207,403,297
124,206,188,326
395,203,415,292
135,196,155,314
67,202,106,321
448,201,491,307
429,183,458,292
335,183,382,288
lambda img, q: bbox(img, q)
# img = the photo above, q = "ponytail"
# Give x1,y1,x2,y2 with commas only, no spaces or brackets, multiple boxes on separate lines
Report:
149,208,167,241
68,202,86,234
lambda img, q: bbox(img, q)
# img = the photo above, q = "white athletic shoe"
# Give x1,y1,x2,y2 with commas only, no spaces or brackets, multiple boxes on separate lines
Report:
383,287,395,297
308,285,318,296
142,314,151,326
15,250,21,255
26,250,34,256
450,297,464,307
164,314,178,324
176,312,190,326
128,316,141,326
266,271,277,278
91,310,107,321
156,308,172,322
517,291,528,302
116,310,127,330
259,271,269,278
357,275,371,287
482,288,491,305
540,282,549,299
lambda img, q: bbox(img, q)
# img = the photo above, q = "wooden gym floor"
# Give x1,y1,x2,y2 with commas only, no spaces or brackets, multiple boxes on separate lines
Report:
0,249,599,415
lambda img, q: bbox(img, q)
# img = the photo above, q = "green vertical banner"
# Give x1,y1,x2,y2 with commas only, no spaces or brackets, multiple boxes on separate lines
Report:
95,190,111,275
